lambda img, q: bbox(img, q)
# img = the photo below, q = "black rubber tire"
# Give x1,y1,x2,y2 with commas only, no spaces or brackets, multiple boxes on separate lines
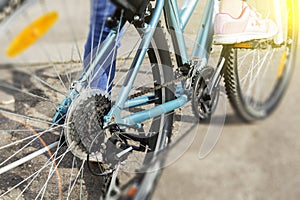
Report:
99,24,175,200
224,0,298,122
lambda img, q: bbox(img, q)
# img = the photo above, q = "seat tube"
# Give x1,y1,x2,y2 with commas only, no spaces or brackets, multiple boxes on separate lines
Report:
114,0,165,109
191,0,215,61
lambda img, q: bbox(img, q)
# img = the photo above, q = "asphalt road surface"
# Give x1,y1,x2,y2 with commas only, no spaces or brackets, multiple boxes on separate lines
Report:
153,42,300,199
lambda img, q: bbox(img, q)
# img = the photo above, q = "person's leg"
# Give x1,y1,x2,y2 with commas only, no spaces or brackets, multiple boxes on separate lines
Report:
214,0,278,44
84,0,115,59
83,0,116,92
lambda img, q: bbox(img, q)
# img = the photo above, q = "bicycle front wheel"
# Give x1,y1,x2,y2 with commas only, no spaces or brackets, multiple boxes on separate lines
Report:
224,0,298,122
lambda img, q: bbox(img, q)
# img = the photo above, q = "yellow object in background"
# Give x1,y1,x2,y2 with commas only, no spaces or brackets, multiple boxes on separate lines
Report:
6,11,59,58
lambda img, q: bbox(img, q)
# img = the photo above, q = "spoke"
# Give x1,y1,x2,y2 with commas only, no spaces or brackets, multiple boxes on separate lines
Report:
79,167,84,200
0,142,59,175
86,23,137,91
0,109,57,126
19,140,68,200
12,66,67,96
39,134,66,199
105,11,124,93
244,50,259,103
240,50,261,87
62,0,83,63
238,50,252,65
253,48,275,104
6,60,81,68
245,50,270,103
95,1,113,56
0,129,45,133
106,164,121,199
1,145,69,199
67,160,85,199
34,143,71,200
67,156,77,199
87,7,127,90
0,153,58,198
0,82,58,107
66,47,77,89
0,124,60,166
18,143,62,199
19,9,70,93
108,27,142,91
0,130,45,151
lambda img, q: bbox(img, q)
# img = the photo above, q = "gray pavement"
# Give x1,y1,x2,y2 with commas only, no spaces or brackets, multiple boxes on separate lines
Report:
153,61,300,199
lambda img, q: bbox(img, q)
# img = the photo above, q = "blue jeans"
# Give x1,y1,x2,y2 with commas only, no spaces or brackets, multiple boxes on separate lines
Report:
84,0,116,91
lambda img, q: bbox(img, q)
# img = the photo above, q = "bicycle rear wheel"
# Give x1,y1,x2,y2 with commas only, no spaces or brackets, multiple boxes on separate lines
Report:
0,0,175,199
117,26,174,199
224,0,298,122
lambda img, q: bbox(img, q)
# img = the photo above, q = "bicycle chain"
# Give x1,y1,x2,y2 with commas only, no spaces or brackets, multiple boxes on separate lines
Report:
0,0,26,23
128,73,189,100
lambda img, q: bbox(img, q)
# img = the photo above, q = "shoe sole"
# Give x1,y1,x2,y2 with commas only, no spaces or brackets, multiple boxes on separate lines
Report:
213,31,277,45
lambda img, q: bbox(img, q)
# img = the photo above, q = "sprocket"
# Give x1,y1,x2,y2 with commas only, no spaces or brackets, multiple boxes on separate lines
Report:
64,89,111,162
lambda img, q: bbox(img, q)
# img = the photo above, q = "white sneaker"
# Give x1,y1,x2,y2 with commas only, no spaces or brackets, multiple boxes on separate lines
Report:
213,3,278,44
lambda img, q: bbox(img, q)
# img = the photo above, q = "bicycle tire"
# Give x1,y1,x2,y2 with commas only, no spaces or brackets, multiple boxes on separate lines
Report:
0,0,175,199
98,24,174,200
224,0,298,122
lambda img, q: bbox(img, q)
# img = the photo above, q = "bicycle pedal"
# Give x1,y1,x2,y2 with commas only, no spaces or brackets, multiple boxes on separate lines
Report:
232,39,272,49
233,42,254,49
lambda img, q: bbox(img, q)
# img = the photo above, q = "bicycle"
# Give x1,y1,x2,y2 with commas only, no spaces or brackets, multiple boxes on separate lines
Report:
0,0,298,199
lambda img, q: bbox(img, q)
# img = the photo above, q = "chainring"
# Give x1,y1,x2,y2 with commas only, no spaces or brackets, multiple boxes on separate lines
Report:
192,66,219,120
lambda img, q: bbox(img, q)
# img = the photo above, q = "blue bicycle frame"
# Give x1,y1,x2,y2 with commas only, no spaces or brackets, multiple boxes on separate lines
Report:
89,0,219,128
